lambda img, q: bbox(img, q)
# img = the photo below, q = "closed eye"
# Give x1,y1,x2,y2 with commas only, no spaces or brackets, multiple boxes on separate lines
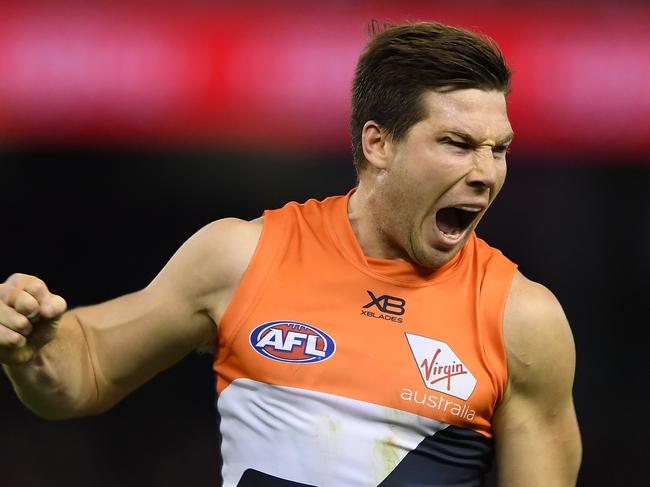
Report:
441,137,472,150
440,136,511,157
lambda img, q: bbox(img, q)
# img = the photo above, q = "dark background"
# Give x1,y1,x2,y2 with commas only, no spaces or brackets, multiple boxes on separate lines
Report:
1,149,648,486
1,1,649,486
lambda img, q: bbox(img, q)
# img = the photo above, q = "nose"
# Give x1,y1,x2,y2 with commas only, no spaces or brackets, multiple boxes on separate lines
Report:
466,147,499,189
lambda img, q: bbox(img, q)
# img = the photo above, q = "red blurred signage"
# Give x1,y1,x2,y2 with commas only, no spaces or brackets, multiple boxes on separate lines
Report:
0,3,649,157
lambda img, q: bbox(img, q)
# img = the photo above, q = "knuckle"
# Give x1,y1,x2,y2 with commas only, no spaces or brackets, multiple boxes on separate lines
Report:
27,278,47,294
0,285,20,306
7,273,20,282
7,273,28,284
55,295,68,312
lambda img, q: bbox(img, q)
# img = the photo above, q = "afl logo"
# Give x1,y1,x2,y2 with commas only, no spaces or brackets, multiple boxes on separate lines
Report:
250,321,336,364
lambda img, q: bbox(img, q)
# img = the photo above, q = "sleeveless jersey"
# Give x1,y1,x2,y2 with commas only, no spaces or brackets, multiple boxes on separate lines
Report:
213,193,517,487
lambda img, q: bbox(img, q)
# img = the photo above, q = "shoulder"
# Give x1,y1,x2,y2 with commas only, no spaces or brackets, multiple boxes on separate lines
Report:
147,217,264,309
191,217,264,284
502,270,576,397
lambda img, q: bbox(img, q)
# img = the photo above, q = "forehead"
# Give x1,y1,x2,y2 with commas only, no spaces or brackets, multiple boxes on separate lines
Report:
419,88,512,140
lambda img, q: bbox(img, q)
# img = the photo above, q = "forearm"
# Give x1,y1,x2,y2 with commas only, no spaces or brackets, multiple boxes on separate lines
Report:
4,290,210,420
2,312,100,420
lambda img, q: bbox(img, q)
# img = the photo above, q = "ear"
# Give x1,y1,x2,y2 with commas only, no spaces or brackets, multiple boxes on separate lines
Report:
361,120,393,171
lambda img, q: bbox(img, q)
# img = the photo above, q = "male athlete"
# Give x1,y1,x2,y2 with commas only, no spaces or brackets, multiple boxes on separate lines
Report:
1,22,581,486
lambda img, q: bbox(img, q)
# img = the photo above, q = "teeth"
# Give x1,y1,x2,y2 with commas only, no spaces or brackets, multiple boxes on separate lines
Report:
453,206,482,212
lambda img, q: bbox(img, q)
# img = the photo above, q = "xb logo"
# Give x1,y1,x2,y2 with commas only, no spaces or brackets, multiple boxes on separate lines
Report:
363,290,406,316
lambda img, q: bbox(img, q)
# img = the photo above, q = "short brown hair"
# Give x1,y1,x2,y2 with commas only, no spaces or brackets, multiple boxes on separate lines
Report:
350,21,512,173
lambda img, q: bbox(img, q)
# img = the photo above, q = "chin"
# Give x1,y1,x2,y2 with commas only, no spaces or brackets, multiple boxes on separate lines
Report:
416,241,465,271
411,249,451,272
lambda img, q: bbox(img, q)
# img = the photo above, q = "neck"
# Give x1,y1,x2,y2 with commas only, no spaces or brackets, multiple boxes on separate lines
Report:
348,182,411,263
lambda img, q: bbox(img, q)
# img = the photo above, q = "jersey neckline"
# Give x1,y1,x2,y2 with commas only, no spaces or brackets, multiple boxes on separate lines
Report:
324,189,471,287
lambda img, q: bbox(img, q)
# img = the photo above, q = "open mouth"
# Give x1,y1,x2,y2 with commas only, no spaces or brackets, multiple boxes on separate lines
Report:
435,207,481,239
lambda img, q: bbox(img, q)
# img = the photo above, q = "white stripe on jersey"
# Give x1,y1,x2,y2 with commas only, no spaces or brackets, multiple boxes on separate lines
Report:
218,379,450,486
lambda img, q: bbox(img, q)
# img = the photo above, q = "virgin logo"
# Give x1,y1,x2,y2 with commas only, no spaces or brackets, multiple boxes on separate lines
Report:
405,333,477,400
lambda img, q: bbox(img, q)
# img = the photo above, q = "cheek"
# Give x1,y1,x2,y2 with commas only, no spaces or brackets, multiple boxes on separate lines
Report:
421,149,471,184
492,163,507,197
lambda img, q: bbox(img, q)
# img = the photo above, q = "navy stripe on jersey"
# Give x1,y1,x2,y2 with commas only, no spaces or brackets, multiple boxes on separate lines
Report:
215,396,224,486
229,426,493,486
237,469,317,487
378,425,493,487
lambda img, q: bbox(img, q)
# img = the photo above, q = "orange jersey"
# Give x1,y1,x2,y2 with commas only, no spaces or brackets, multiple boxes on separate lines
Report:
214,193,517,486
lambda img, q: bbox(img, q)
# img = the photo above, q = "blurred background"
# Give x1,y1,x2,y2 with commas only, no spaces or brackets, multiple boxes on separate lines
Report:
1,1,648,486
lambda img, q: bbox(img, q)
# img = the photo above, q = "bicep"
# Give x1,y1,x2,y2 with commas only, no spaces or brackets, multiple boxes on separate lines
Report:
493,383,581,486
494,272,581,486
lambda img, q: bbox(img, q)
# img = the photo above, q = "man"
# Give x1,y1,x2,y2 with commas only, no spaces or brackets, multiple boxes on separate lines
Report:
0,21,580,486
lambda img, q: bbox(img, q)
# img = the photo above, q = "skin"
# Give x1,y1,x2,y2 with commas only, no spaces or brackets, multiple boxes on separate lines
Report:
0,88,580,485
349,89,513,270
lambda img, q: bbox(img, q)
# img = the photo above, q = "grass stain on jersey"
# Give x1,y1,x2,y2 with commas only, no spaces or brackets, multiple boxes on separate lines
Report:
328,417,338,434
373,436,401,482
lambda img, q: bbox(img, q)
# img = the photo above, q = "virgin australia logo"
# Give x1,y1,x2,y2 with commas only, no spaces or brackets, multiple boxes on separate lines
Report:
405,333,477,400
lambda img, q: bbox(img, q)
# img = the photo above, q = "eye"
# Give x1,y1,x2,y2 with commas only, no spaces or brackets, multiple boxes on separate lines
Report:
492,145,511,158
442,137,472,151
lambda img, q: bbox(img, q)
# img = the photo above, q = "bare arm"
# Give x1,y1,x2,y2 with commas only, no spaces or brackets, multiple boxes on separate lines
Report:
2,217,262,419
493,270,582,486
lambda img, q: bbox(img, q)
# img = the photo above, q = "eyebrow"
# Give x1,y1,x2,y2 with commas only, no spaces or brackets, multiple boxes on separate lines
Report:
445,130,515,147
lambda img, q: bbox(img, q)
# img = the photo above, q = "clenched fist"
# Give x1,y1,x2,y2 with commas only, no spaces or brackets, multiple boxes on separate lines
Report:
0,273,67,364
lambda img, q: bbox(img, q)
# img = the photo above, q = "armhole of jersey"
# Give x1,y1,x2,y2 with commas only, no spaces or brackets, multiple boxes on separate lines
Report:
215,207,291,363
480,253,517,412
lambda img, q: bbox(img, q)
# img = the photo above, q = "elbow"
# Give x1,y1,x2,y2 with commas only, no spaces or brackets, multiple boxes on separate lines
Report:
16,393,84,421
22,397,113,421
27,405,81,421
13,376,107,421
